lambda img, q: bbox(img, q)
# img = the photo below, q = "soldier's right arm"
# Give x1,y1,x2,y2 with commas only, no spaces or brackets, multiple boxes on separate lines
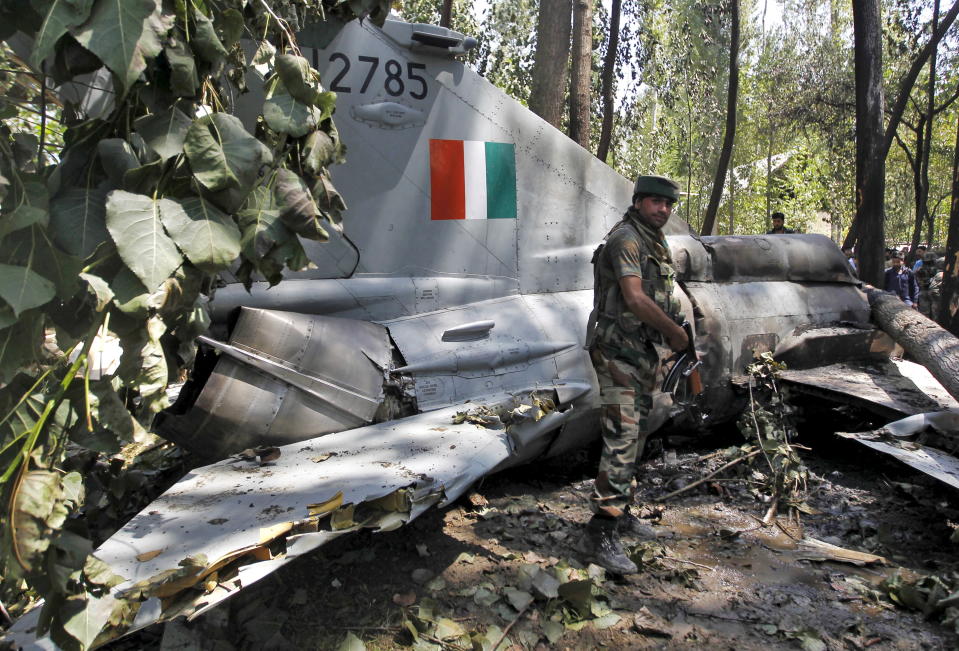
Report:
606,230,688,352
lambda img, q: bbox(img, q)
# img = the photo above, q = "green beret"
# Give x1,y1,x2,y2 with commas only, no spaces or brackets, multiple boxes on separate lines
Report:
633,175,680,201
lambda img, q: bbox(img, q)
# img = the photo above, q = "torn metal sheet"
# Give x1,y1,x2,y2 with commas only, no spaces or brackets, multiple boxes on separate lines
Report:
779,359,959,419
6,396,529,648
837,409,959,491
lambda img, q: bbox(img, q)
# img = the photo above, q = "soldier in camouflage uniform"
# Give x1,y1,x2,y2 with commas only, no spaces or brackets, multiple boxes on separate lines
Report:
577,175,689,575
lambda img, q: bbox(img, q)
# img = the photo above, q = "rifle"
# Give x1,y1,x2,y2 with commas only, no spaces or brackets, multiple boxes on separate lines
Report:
662,321,704,407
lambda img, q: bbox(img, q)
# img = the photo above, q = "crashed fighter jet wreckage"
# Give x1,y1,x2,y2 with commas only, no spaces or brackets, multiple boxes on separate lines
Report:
8,16,959,649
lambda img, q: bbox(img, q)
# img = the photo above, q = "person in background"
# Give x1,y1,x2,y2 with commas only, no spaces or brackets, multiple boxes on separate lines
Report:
842,246,857,273
912,245,928,273
929,259,945,322
766,212,795,234
883,252,920,309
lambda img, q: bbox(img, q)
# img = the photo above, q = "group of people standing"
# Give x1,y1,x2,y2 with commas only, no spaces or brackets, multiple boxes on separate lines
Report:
868,245,943,319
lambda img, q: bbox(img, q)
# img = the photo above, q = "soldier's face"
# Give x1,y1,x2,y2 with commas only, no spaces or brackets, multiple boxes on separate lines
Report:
772,218,784,230
634,195,674,229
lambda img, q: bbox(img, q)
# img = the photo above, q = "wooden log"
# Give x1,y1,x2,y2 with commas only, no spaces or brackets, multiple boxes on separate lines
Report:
864,285,959,402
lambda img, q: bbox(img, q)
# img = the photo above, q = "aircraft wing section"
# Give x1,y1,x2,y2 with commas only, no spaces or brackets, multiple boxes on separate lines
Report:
778,359,958,420
6,397,543,647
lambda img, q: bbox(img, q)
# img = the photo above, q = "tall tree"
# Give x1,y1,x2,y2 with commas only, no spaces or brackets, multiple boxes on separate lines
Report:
529,0,572,129
701,0,740,236
596,0,622,161
907,0,940,257
568,0,593,147
845,0,959,269
942,111,959,335
440,0,452,27
851,0,887,286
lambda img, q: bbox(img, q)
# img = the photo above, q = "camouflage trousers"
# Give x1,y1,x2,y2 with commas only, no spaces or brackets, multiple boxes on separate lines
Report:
589,340,663,518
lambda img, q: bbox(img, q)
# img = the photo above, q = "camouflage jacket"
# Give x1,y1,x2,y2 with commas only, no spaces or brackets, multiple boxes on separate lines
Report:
589,207,683,350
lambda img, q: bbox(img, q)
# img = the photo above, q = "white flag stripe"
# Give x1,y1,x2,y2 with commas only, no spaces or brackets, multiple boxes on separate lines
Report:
463,140,488,220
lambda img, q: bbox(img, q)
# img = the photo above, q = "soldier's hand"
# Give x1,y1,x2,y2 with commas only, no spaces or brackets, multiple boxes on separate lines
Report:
667,327,689,353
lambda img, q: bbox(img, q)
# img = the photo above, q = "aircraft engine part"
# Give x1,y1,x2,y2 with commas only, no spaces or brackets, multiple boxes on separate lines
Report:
158,308,393,459
670,233,876,423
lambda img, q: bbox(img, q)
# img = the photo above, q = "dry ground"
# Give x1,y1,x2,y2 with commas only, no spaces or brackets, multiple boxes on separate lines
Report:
111,413,959,651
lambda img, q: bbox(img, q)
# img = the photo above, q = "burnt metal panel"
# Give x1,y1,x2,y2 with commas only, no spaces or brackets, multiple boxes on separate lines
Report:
780,360,959,419
671,234,858,284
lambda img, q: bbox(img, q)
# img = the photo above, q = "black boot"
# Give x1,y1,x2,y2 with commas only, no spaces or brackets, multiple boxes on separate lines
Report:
618,508,657,539
575,517,638,575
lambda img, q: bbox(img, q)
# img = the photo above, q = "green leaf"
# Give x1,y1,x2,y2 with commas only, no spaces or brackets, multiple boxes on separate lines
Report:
191,9,227,63
542,620,564,644
89,381,147,441
337,632,366,651
216,8,244,48
71,0,172,93
4,178,50,235
122,158,165,195
0,312,44,383
110,267,149,316
97,138,140,187
238,187,284,258
84,554,125,588
0,205,48,239
9,470,70,573
124,315,168,412
50,187,110,259
0,306,15,330
105,190,183,292
302,130,342,176
252,40,275,65
184,113,272,193
164,37,198,96
134,106,194,160
311,168,347,225
558,580,593,616
79,272,114,311
59,592,116,649
591,612,620,629
263,83,323,138
275,54,321,105
47,529,92,593
30,0,96,68
274,168,328,241
160,196,240,271
0,263,56,317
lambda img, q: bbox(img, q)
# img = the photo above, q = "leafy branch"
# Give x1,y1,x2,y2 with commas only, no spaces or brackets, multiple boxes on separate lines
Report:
0,0,390,647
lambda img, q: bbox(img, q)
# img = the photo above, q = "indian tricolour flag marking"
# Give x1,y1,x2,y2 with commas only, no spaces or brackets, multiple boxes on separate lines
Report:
430,139,516,221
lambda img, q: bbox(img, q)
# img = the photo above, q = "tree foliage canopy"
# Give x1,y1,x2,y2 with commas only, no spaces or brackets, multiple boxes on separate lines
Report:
0,0,386,646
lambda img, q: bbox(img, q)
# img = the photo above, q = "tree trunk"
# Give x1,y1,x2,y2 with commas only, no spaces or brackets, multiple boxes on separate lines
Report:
728,164,735,235
909,118,926,258
439,0,452,28
701,0,740,237
919,0,940,249
596,0,621,162
851,0,886,287
528,0,572,129
910,0,940,258
844,0,959,254
865,287,959,402
568,0,593,148
940,111,959,335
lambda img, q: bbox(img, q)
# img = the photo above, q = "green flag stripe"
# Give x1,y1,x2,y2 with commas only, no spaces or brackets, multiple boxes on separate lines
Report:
484,142,516,219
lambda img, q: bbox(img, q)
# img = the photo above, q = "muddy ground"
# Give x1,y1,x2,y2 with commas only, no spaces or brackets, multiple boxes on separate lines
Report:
112,406,959,651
